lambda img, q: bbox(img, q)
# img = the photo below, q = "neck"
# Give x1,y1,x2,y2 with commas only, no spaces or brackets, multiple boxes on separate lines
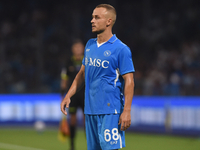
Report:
97,30,113,44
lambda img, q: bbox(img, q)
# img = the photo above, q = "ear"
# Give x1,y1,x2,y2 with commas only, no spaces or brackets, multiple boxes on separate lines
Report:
106,18,112,27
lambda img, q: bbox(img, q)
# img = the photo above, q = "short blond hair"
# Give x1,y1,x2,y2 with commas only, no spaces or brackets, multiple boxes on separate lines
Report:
96,4,117,25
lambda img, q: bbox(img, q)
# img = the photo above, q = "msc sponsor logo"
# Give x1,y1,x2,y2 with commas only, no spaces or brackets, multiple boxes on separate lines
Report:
86,49,90,52
85,57,109,68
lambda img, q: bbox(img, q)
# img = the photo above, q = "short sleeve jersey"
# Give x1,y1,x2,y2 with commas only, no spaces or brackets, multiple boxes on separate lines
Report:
82,34,135,115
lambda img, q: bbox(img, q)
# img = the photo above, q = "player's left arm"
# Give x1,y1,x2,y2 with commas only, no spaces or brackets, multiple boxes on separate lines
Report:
118,72,134,131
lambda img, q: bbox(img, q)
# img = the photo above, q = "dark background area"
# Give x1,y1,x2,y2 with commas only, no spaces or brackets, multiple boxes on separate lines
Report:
0,0,199,95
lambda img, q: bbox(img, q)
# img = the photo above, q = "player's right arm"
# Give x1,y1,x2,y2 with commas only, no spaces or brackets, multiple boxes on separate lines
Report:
61,64,85,115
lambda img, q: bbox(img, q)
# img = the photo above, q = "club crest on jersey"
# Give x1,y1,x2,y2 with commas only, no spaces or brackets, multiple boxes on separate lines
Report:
104,50,111,57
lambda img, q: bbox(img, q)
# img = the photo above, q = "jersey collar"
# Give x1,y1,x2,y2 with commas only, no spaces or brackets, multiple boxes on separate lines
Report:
107,34,118,44
95,34,118,44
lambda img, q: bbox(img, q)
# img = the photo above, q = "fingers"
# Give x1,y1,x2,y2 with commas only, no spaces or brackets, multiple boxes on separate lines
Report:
119,116,126,131
126,121,131,130
61,101,67,115
120,121,125,131
66,102,69,108
120,120,131,131
118,117,121,125
61,97,71,115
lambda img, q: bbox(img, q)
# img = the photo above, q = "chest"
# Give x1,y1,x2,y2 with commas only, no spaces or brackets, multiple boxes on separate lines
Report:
84,43,118,69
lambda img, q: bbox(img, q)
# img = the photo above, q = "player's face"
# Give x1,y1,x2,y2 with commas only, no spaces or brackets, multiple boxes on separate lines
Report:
91,7,108,34
72,43,84,56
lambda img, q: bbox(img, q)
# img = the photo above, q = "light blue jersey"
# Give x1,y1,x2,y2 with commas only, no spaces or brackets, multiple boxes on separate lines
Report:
82,34,135,115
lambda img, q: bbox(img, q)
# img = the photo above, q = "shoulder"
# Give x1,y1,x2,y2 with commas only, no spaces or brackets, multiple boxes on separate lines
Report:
115,39,131,53
85,38,96,47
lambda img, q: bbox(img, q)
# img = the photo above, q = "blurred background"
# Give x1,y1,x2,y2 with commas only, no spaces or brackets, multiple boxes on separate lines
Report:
0,0,199,95
0,0,200,150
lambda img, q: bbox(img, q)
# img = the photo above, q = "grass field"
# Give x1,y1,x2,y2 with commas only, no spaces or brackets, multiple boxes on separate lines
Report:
0,127,200,150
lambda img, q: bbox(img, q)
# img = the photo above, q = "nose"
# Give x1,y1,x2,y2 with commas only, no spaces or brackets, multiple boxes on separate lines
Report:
91,18,94,23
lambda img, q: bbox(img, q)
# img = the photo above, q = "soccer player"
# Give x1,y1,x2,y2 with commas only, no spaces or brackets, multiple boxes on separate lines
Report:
61,4,135,150
60,40,85,150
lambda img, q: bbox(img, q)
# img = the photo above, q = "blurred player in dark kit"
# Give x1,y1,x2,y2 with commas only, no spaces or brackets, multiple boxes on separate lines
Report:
60,40,85,150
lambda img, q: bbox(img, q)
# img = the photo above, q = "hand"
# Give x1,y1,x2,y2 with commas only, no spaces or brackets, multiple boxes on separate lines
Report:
60,96,71,115
118,110,131,131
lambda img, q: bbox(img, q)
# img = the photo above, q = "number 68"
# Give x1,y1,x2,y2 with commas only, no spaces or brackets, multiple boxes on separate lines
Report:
104,128,119,142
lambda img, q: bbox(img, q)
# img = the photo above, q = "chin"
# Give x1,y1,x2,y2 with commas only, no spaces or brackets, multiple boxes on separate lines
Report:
92,29,104,34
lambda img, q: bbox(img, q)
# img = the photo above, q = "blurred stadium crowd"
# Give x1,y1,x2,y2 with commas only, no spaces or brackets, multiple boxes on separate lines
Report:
0,0,199,95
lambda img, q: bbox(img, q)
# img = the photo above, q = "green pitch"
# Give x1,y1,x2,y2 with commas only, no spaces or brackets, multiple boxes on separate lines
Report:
0,128,199,150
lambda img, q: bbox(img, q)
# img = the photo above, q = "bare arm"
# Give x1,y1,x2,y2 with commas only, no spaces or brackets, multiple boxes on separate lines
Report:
118,72,134,131
61,65,85,115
